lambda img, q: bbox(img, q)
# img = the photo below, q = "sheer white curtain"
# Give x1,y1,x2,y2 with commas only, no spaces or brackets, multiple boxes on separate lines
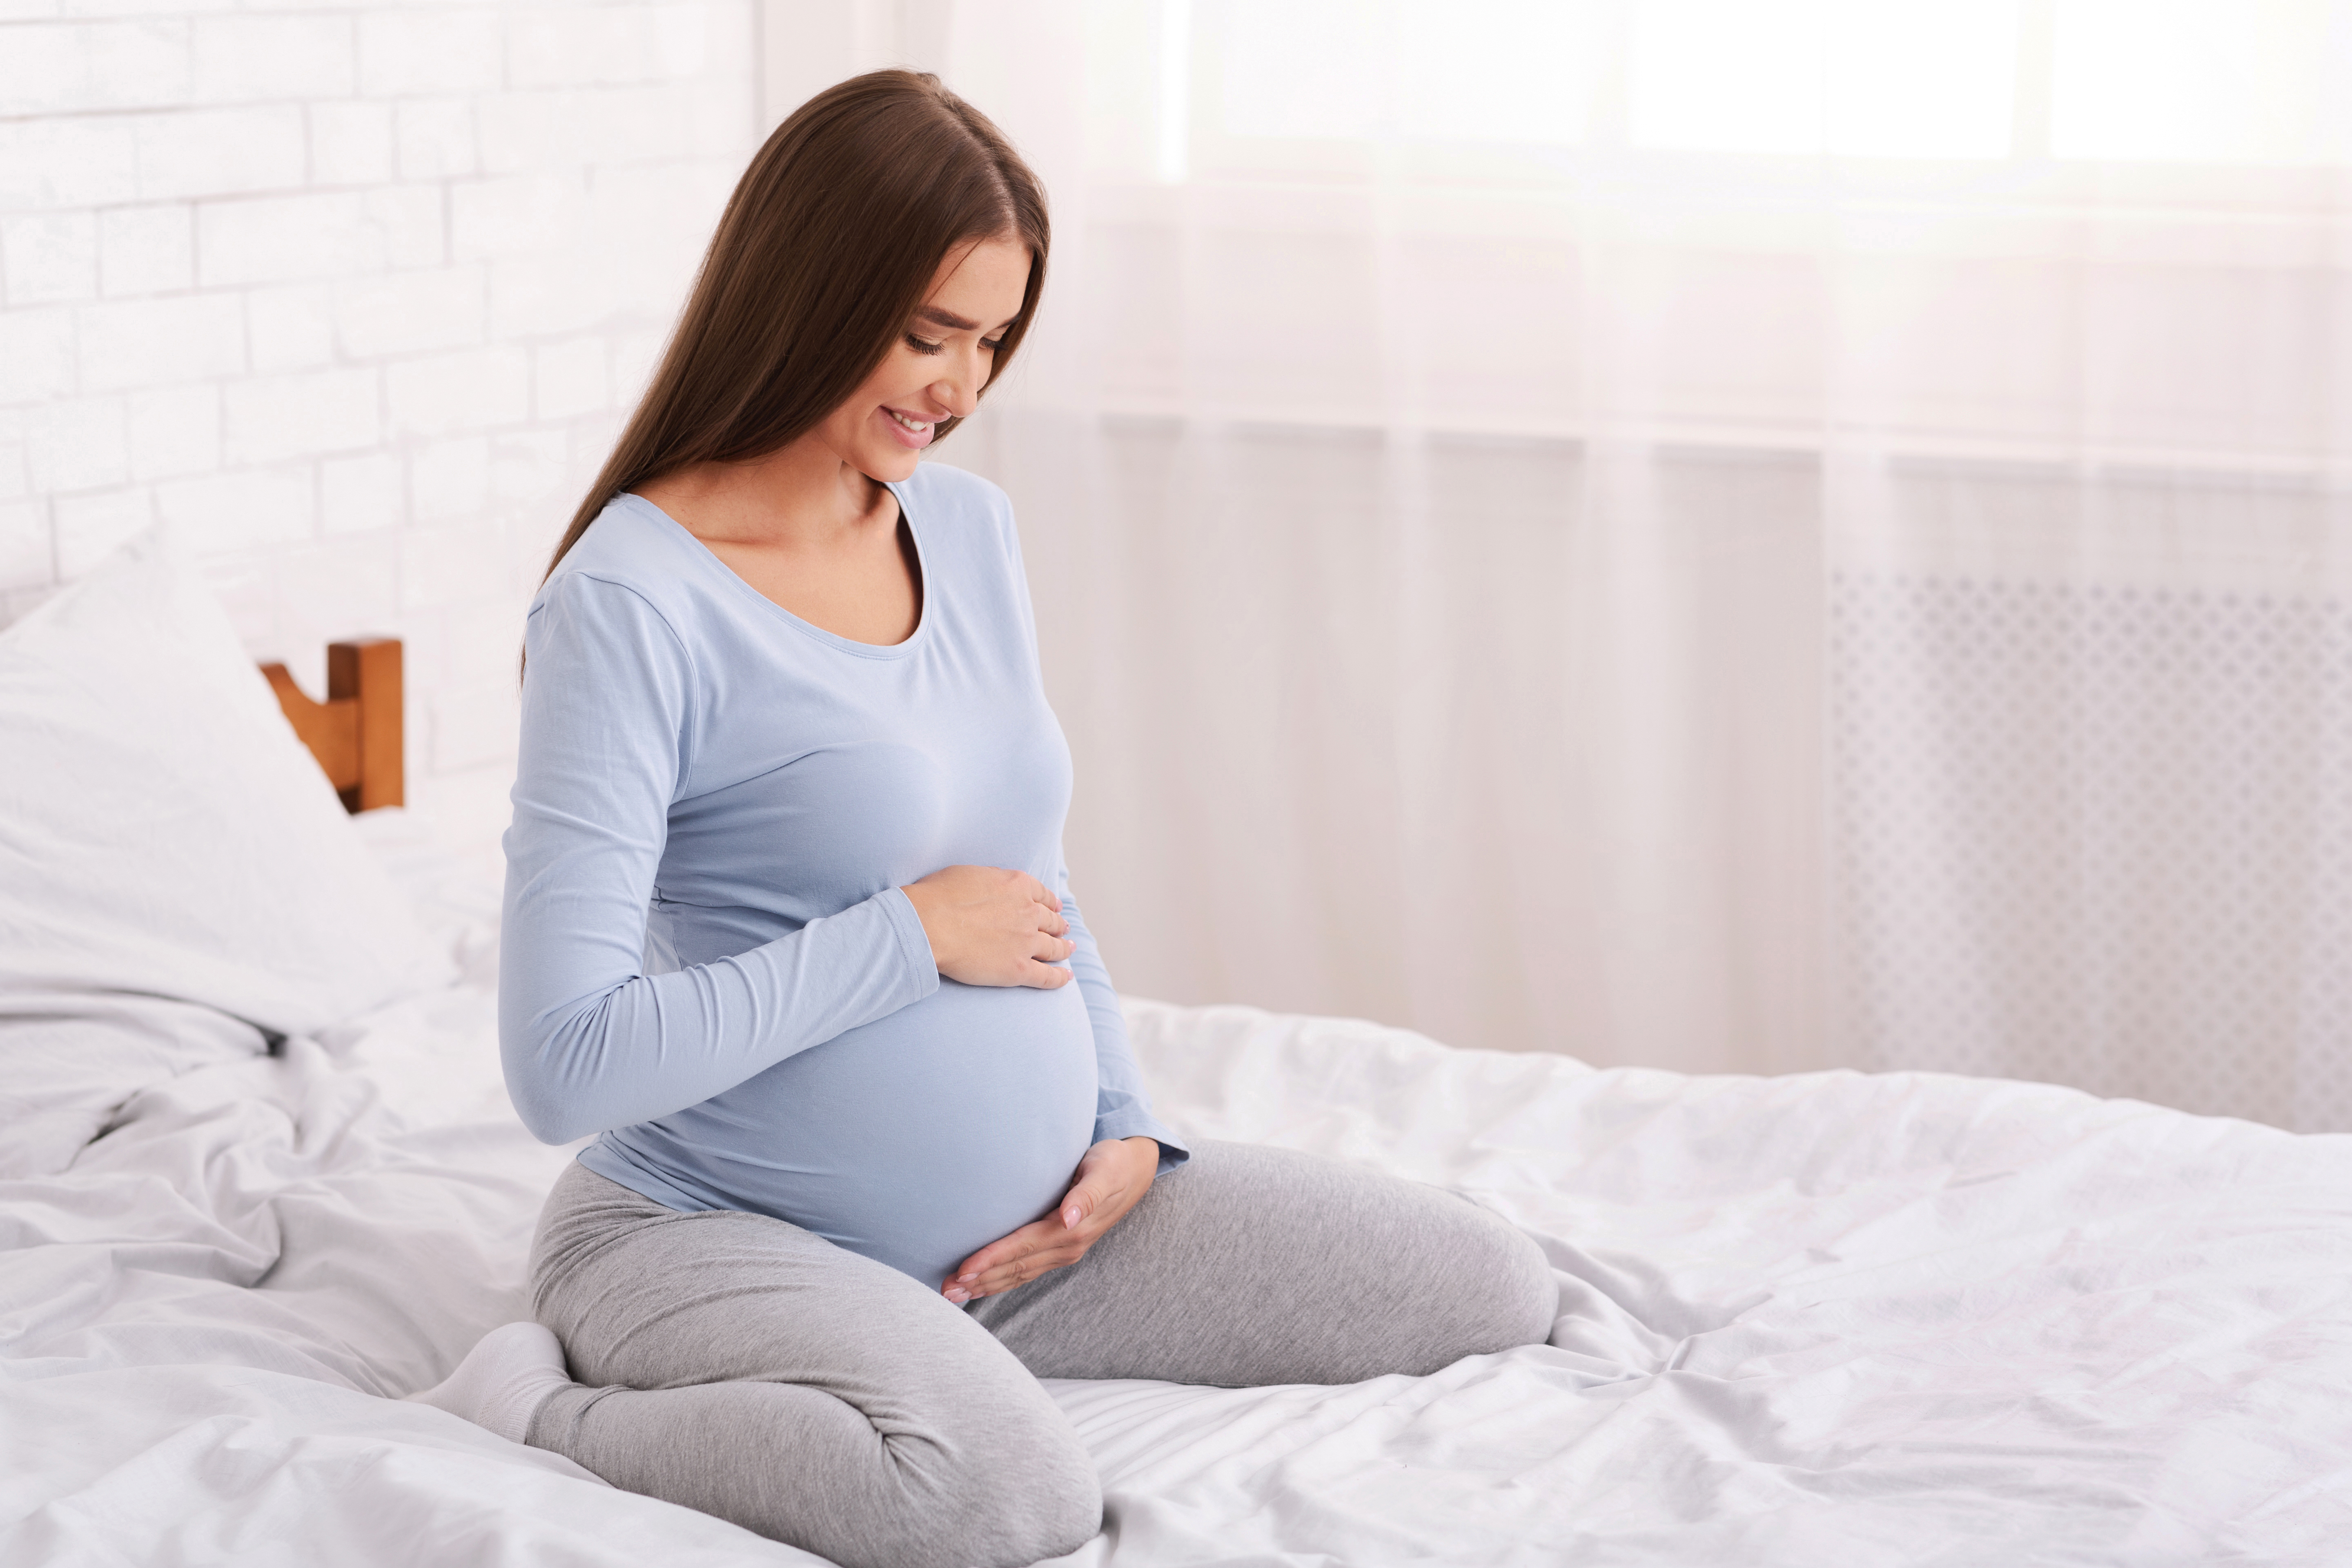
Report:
769,0,2352,1127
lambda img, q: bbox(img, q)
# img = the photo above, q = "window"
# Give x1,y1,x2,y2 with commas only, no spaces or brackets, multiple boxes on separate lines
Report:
1087,0,2352,181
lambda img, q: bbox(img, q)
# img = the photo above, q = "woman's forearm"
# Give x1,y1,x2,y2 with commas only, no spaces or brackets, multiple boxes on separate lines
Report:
499,886,938,1144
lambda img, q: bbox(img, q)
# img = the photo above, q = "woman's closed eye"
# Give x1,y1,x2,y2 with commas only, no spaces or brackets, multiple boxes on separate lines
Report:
904,333,1004,356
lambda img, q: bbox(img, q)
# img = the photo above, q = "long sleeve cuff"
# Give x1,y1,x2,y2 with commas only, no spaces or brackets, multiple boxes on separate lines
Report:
873,885,939,992
1095,1107,1190,1175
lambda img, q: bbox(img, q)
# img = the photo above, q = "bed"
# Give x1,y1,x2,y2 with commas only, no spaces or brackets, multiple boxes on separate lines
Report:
4,541,2350,1566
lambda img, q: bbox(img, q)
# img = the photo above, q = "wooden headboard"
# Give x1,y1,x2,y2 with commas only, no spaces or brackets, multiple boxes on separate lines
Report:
259,639,404,814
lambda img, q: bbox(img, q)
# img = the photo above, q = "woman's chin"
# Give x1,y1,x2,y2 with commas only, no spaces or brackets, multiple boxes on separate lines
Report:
856,447,924,484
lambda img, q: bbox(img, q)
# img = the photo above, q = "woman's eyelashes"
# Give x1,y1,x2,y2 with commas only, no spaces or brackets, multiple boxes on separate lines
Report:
902,333,1006,356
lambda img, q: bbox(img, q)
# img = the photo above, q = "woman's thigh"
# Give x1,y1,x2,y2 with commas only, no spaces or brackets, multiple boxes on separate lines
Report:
530,1163,1011,1397
967,1140,1557,1385
526,1163,1097,1568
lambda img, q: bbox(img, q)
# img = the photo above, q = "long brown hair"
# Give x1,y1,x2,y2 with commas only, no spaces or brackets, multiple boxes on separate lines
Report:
539,69,1050,581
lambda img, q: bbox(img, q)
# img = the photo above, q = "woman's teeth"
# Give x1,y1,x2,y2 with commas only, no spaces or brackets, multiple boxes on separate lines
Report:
888,410,932,433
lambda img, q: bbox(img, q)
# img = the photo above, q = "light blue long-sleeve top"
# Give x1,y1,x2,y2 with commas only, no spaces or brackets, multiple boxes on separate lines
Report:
499,462,1185,1290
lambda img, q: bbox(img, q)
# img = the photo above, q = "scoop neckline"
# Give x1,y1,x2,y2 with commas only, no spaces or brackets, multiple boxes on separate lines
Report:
619,482,933,661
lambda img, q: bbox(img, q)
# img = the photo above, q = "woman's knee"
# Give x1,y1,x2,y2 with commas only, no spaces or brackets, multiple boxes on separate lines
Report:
1241,1142,1556,1365
627,1376,1096,1568
1087,1140,1553,1381
1448,1203,1558,1355
849,1395,1100,1568
1221,1142,1558,1345
938,1419,1100,1568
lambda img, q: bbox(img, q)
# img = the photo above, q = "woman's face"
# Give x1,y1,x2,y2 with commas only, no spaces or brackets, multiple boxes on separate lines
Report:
817,234,1032,484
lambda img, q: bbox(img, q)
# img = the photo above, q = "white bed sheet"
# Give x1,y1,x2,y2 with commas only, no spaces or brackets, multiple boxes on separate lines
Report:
5,814,2350,1566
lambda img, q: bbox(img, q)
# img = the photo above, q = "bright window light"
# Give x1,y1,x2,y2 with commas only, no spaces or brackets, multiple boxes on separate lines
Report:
2052,0,2348,163
1160,0,1192,180
1393,1,1596,144
1199,0,2352,169
1218,0,1595,144
1629,0,2018,158
1825,2,2017,157
1630,0,1828,154
1220,0,1385,140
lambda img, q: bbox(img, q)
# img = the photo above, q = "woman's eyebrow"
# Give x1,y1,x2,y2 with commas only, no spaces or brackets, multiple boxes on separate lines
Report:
914,304,1018,332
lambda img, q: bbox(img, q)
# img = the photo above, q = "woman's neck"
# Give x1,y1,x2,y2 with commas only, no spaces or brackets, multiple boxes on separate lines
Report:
633,440,922,646
638,440,892,552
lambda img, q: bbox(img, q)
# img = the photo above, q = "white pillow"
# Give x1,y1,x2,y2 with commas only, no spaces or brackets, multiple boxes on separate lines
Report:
0,538,452,1174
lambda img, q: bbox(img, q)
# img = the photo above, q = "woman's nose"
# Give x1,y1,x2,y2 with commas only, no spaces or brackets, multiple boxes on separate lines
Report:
931,354,984,417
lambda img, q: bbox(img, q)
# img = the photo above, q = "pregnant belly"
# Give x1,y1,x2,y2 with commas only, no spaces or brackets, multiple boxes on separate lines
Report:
622,978,1101,1288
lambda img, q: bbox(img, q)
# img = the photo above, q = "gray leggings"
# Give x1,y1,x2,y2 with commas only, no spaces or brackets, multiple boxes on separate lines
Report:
526,1141,1556,1568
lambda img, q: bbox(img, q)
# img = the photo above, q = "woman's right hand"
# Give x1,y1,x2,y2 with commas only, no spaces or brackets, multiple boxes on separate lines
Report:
898,865,1074,988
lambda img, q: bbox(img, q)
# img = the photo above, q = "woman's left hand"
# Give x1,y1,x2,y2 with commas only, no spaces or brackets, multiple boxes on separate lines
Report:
942,1136,1161,1305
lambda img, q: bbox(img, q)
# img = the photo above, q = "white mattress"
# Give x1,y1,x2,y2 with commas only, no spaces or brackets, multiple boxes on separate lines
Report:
5,811,2350,1566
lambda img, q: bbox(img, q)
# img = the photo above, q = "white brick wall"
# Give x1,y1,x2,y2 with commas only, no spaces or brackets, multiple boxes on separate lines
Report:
0,1,762,850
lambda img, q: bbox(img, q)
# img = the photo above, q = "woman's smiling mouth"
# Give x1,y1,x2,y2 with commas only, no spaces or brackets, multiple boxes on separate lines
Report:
880,406,938,451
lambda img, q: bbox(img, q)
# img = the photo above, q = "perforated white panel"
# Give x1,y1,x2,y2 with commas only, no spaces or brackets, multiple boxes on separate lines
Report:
1834,575,2352,1132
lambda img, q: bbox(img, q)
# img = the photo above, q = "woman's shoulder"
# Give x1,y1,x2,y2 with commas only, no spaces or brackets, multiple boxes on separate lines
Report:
894,460,1025,584
895,459,1012,531
546,492,690,577
535,495,708,619
524,496,724,683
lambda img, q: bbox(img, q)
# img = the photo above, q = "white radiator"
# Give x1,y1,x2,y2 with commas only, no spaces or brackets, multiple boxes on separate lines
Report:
1835,572,2352,1131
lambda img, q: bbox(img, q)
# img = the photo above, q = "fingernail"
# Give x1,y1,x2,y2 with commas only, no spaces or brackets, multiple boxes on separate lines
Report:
958,1271,977,1283
944,1287,970,1304
1062,1206,1081,1227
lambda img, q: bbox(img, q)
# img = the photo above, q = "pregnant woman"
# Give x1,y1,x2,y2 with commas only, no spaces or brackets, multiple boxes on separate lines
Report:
411,70,1556,1568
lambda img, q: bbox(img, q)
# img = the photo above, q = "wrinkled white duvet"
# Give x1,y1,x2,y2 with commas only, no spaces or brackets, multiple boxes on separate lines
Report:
6,837,2351,1565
